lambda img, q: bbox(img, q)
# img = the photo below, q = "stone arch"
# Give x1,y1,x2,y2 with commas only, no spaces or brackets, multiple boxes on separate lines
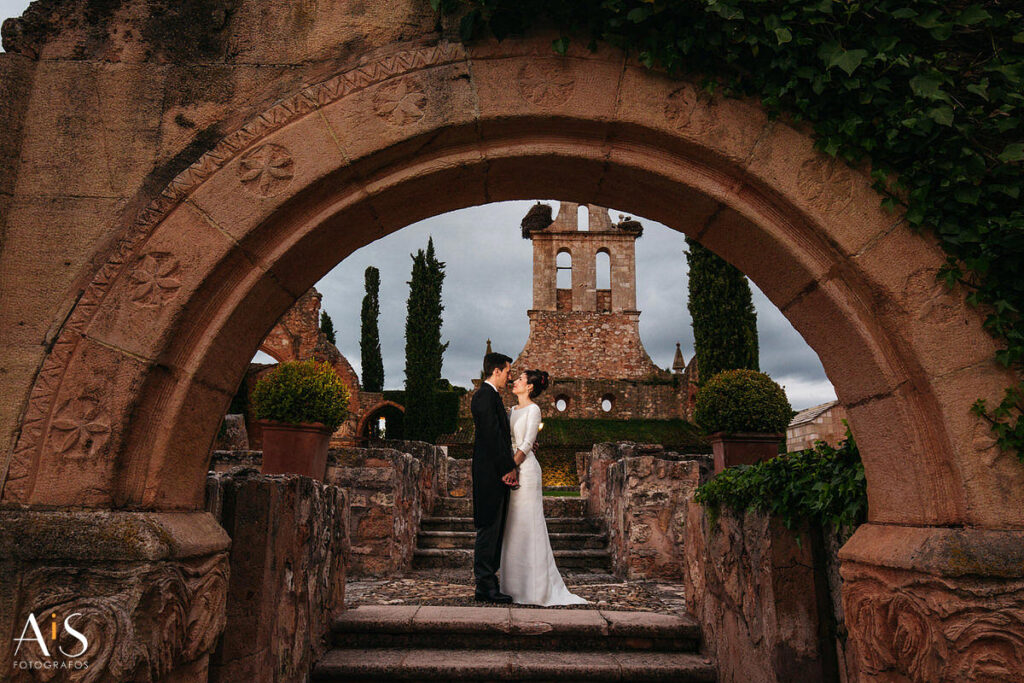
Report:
256,346,288,364
3,38,1018,526
356,400,406,442
2,37,1023,669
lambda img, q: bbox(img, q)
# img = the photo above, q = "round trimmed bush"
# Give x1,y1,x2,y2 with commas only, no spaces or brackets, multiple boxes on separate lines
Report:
251,360,350,430
694,369,792,435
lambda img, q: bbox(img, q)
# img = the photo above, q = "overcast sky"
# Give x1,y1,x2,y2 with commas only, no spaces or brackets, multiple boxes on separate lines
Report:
298,201,836,411
2,1,835,410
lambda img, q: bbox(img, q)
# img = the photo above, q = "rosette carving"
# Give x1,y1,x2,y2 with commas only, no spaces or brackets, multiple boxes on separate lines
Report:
517,62,575,106
238,143,295,197
372,76,427,126
129,252,182,308
797,157,854,212
49,395,111,462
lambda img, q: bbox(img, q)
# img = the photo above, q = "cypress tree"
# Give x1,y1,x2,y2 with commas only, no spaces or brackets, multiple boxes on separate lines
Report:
403,237,449,442
320,310,337,345
685,237,759,382
360,266,384,392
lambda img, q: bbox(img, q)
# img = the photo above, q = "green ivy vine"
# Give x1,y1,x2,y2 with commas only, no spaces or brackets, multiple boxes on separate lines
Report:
432,0,1024,460
695,427,867,529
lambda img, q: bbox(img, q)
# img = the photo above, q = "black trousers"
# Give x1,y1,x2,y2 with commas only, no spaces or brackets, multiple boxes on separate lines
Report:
473,488,510,591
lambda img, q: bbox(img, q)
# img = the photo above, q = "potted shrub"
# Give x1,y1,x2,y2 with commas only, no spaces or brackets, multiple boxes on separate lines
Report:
694,369,793,473
251,360,350,480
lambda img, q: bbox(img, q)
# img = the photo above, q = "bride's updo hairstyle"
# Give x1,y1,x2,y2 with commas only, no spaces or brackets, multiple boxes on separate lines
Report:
525,369,550,399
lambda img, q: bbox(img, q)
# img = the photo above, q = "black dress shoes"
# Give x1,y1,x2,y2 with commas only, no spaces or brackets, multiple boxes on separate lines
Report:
474,587,513,604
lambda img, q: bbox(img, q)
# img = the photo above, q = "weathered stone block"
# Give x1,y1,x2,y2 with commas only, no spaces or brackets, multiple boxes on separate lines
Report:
205,471,348,683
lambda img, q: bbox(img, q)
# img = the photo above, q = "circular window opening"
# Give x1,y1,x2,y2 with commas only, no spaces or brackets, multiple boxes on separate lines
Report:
601,395,614,413
555,396,569,412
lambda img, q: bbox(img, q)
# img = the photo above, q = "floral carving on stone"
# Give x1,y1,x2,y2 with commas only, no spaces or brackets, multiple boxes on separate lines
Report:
664,86,699,128
237,143,295,197
129,252,182,308
12,553,229,683
843,565,1024,682
903,268,959,325
797,157,854,213
49,395,110,462
517,62,576,106
372,76,427,126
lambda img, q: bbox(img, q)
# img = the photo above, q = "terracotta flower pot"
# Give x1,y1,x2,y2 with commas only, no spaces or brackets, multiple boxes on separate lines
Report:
257,420,333,480
708,432,784,474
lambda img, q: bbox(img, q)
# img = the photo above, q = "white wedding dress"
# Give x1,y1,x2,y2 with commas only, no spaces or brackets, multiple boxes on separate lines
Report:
500,402,588,606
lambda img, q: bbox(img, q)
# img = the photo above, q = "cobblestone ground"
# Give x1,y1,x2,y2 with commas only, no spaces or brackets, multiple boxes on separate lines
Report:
346,569,687,614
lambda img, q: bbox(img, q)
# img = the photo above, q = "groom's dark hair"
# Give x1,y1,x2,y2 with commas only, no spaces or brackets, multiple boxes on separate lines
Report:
483,352,513,378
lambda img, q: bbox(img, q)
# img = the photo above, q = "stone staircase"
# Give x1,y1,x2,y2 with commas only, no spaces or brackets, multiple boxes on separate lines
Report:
413,496,612,572
313,605,717,681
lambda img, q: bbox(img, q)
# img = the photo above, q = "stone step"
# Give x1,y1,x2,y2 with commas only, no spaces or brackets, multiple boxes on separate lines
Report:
412,548,611,570
313,648,716,681
326,605,703,653
434,497,588,518
420,516,602,534
418,530,608,550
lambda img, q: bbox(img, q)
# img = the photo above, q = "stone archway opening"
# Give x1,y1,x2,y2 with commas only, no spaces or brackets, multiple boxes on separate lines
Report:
357,401,406,443
3,29,1022,683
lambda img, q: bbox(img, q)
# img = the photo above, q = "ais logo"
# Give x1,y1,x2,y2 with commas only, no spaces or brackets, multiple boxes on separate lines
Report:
12,612,90,672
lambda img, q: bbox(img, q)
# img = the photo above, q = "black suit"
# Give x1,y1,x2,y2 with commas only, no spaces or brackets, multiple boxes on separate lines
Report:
470,381,517,591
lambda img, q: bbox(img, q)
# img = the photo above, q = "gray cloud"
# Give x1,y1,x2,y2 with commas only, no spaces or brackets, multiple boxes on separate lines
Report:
307,201,835,411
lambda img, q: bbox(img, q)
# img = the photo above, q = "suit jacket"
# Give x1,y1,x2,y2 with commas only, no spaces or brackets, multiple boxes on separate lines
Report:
470,382,517,528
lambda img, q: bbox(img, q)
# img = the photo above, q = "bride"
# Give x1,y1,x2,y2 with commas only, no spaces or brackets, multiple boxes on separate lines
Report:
500,369,588,606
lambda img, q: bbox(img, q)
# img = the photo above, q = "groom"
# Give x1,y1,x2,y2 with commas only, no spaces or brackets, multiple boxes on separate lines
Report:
470,352,519,603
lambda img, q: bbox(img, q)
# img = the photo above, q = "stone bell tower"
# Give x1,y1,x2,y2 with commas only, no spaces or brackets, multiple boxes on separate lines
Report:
513,201,665,380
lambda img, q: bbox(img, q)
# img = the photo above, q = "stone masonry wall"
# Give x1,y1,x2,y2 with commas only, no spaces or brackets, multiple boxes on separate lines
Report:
327,447,423,578
514,310,665,380
541,377,685,420
205,471,348,683
683,501,853,683
579,442,711,580
209,440,445,580
378,439,446,517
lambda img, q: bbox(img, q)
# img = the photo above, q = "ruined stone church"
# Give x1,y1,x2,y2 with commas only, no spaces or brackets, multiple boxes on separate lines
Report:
442,202,703,471
512,200,699,420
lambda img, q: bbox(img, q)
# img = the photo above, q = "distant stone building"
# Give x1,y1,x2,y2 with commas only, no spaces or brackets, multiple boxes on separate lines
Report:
440,202,705,481
230,288,400,449
786,400,848,452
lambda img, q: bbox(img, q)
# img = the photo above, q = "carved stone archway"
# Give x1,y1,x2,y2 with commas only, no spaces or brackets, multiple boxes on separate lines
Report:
1,4,1022,679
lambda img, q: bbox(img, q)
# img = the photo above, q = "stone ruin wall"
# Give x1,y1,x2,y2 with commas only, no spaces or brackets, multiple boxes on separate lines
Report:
578,442,860,681
577,442,711,580
514,310,666,380
244,288,364,448
209,441,446,579
683,503,859,683
205,472,349,683
541,377,686,420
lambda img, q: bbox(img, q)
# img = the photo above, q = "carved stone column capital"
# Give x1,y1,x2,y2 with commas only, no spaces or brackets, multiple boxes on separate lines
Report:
839,523,1024,682
0,511,230,682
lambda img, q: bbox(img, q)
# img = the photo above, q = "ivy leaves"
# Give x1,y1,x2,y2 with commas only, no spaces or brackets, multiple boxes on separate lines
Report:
436,0,1024,461
694,428,867,530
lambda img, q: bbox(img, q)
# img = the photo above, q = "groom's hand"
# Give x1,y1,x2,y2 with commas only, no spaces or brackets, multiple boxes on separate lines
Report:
502,469,518,486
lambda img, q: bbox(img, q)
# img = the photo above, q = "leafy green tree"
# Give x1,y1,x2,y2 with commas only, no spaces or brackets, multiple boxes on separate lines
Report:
686,237,759,382
360,266,385,392
403,238,449,442
319,310,337,345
